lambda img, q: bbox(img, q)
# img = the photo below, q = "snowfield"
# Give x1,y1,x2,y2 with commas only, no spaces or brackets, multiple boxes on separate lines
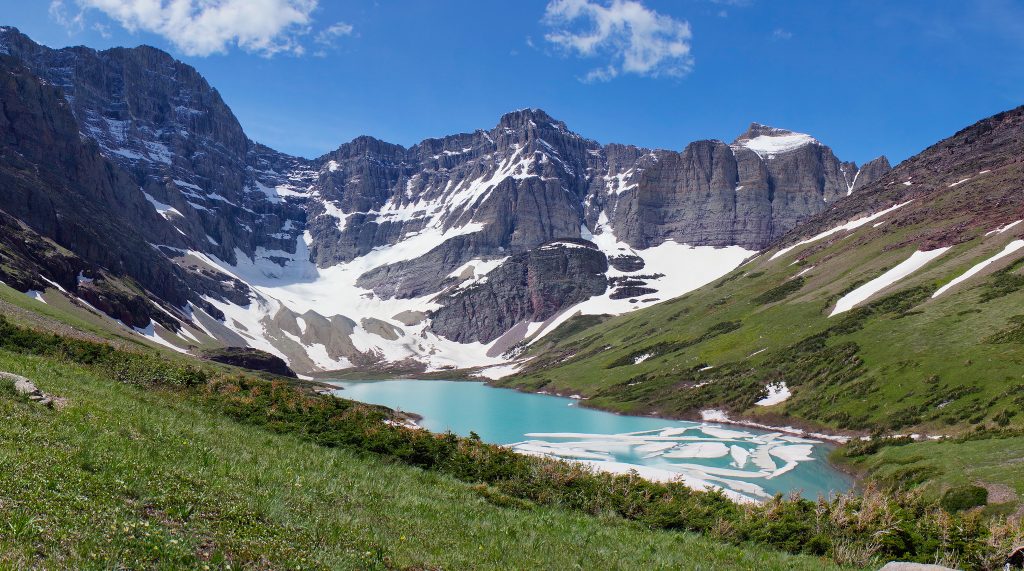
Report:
738,132,817,158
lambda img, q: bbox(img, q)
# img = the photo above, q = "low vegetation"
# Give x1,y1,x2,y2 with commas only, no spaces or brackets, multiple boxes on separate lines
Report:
1,316,1022,569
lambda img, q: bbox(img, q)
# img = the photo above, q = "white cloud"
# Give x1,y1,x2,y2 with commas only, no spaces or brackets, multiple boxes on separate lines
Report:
316,21,353,44
771,28,793,40
49,0,86,33
542,0,693,81
52,0,327,57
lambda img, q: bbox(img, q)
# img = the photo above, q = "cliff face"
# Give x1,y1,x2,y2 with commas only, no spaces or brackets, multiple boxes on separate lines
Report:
0,27,890,373
431,240,608,344
498,105,1024,436
0,52,245,331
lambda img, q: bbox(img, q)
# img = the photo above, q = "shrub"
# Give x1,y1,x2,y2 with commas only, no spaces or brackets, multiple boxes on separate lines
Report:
752,277,805,305
940,485,988,512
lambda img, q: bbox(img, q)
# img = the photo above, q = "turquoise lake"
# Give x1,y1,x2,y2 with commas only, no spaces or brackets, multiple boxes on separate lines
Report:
330,379,852,501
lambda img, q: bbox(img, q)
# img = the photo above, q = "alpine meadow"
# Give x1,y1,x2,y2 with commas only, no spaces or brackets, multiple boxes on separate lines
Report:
1,1,1023,570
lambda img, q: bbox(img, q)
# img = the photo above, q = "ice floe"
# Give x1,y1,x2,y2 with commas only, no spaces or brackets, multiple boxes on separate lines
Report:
509,419,833,503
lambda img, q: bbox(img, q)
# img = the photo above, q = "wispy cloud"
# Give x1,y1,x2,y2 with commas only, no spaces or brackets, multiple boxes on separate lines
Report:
311,20,354,57
49,0,86,33
771,28,792,41
542,0,693,82
315,21,354,45
48,0,352,57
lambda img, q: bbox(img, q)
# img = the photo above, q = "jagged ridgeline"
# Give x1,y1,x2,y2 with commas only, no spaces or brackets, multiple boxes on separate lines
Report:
502,105,1024,436
0,26,889,374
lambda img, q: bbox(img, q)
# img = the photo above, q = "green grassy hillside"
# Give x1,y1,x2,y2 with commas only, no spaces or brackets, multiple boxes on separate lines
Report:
501,108,1024,437
495,109,1024,517
4,314,1020,569
0,349,850,570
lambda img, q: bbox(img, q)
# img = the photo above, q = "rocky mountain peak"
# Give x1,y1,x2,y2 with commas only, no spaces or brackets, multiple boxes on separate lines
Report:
0,27,895,375
731,123,819,157
0,26,37,57
733,122,800,141
326,135,409,163
496,108,565,132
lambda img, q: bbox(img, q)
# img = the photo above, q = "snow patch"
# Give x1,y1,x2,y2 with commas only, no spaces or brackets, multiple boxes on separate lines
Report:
831,248,950,316
985,220,1022,237
632,352,653,365
25,290,47,303
771,201,913,261
142,192,183,220
738,132,817,158
933,240,1024,298
755,382,791,406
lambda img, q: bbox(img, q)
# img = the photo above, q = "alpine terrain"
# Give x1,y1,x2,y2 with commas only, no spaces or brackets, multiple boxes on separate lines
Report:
3,14,1024,571
0,27,891,375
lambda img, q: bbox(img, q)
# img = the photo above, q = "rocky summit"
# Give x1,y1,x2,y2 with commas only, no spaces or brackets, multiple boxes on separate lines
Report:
0,27,890,374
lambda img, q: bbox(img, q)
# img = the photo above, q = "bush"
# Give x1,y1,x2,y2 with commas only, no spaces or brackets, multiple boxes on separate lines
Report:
752,277,805,305
1,315,1018,570
0,315,207,388
941,485,988,512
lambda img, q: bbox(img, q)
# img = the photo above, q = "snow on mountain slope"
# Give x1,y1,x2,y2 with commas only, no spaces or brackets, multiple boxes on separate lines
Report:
529,214,756,343
0,28,894,375
737,132,818,158
830,248,950,316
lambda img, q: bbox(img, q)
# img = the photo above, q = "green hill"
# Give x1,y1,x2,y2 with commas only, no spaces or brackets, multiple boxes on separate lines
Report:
497,107,1024,511
0,348,849,570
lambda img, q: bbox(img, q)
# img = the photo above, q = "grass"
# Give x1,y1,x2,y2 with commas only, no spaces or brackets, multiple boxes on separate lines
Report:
502,217,1024,437
0,350,852,570
2,316,1022,569
835,433,1024,520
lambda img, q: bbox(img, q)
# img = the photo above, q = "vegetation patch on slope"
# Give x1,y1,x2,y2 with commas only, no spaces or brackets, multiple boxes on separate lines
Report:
1,316,1021,568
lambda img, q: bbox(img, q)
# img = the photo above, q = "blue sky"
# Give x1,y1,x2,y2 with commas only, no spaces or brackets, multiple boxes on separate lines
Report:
4,1,1023,165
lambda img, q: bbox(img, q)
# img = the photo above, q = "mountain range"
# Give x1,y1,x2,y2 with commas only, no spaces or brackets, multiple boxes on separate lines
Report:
0,26,892,375
501,103,1024,436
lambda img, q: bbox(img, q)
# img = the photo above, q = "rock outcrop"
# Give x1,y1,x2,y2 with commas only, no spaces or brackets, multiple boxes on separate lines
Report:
431,240,608,344
201,347,297,378
1,371,68,409
0,27,891,372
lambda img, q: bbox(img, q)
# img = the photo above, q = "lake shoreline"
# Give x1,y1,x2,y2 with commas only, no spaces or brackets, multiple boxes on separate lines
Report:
324,372,864,445
327,378,855,501
479,376,864,445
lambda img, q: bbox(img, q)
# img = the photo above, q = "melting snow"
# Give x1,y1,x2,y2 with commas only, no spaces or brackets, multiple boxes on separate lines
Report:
531,212,754,341
932,240,1024,298
755,382,791,406
25,290,46,303
131,320,189,354
985,220,1022,237
831,248,950,316
632,352,653,364
142,192,183,220
476,363,523,380
771,201,913,261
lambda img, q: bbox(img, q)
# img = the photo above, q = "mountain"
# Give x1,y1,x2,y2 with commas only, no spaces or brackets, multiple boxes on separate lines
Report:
0,27,889,374
498,105,1024,436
